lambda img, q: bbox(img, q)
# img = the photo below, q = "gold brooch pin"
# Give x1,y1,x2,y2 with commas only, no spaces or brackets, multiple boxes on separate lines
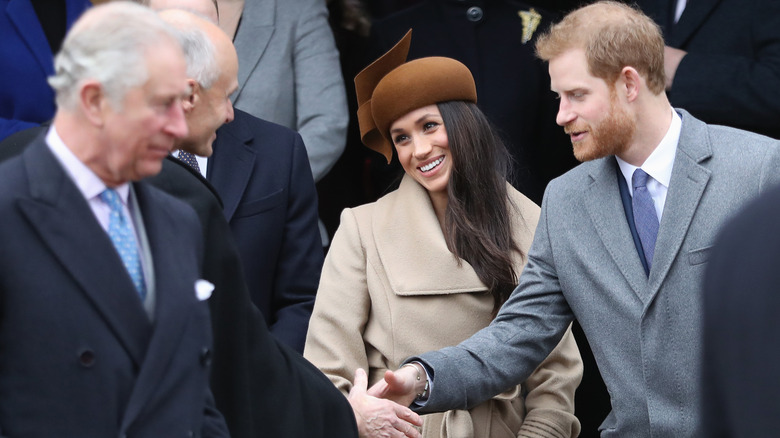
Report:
518,8,542,44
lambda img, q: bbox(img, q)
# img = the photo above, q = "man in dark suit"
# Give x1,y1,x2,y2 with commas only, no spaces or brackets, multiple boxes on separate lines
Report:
0,137,359,438
701,182,780,437
0,12,360,438
636,0,780,139
0,3,230,436
159,10,355,436
150,0,323,353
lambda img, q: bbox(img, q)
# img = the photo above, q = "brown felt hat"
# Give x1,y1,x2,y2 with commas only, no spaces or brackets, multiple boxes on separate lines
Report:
355,30,477,163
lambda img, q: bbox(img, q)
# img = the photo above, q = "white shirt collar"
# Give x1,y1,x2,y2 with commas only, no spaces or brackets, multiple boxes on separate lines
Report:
46,126,130,204
616,108,681,196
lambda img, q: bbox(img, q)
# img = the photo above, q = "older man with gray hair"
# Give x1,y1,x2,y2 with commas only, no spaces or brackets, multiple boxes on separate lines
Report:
0,2,229,436
139,0,325,356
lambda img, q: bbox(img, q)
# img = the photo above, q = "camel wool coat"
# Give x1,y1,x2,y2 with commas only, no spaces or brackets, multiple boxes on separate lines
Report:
304,175,582,438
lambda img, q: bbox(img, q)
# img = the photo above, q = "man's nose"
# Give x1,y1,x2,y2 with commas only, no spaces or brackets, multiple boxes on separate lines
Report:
167,103,189,138
556,100,576,127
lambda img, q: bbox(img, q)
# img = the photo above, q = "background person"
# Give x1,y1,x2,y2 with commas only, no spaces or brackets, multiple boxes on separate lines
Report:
0,3,229,436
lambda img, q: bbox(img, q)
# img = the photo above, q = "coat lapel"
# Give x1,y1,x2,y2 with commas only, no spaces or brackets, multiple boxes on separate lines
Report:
17,140,152,367
373,176,485,295
6,0,54,76
668,0,722,46
119,183,200,431
232,0,275,103
208,112,256,221
646,111,712,303
583,158,650,302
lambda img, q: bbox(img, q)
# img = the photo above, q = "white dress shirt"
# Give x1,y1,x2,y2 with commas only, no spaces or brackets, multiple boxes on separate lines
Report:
674,0,687,23
45,127,152,290
616,108,682,222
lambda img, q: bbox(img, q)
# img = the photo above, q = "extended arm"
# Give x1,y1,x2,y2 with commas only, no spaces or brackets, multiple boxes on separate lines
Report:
387,195,576,414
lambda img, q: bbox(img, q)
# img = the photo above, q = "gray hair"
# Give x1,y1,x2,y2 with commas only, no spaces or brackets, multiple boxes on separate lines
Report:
48,2,182,109
166,19,220,89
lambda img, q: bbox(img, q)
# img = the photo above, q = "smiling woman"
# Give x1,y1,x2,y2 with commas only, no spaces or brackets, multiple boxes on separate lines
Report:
304,30,583,438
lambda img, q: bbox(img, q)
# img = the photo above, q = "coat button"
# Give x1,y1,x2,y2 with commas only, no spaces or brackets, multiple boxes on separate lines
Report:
199,347,212,367
78,349,95,368
466,6,484,22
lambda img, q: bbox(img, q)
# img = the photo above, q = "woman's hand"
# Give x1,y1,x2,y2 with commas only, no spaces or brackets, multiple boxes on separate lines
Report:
367,364,424,408
348,368,423,438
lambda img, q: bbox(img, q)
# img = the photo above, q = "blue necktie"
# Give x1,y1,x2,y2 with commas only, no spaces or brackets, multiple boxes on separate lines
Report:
632,169,659,272
100,189,146,300
177,150,200,173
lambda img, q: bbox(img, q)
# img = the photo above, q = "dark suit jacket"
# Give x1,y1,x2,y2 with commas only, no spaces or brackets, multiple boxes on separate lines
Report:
208,109,323,352
369,0,578,204
702,182,780,437
0,137,227,437
0,128,359,438
0,0,91,140
637,0,780,138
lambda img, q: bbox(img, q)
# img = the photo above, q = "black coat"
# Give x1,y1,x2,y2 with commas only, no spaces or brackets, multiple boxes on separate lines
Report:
0,136,228,437
702,182,780,437
0,128,359,438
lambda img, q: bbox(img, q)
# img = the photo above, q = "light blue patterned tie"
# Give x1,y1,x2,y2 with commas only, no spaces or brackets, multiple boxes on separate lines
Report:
177,150,201,173
100,188,146,300
632,169,659,273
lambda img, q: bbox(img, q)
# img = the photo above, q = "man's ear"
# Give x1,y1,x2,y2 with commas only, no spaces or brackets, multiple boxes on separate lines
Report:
80,80,107,126
619,66,642,102
182,78,200,113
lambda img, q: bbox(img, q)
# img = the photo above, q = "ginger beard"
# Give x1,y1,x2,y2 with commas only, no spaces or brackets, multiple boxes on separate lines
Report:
566,88,636,162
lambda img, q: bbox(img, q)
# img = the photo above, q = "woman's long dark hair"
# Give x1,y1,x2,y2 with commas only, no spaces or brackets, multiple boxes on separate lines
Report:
438,101,523,316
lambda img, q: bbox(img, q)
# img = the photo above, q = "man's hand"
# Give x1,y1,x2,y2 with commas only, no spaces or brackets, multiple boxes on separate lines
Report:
348,368,423,438
664,46,688,90
367,364,424,408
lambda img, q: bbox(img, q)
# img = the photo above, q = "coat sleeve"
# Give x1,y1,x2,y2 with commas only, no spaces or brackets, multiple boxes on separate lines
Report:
513,194,582,438
290,0,348,182
304,208,372,394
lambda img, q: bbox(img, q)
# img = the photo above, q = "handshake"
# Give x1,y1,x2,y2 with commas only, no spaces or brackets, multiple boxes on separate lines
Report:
347,364,428,438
